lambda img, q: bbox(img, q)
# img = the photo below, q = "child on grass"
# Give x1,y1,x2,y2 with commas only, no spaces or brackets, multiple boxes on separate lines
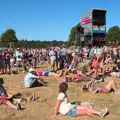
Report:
0,78,22,110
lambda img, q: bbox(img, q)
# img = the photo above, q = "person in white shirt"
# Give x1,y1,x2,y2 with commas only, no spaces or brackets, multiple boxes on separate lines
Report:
24,68,47,88
10,57,15,67
15,48,23,59
51,82,108,118
49,47,56,71
16,55,22,71
15,48,23,71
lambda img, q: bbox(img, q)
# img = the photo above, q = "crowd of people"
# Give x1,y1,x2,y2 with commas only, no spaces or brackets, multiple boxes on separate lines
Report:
1,45,120,118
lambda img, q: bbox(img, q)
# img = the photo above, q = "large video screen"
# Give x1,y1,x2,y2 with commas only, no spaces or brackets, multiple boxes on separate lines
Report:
92,10,106,33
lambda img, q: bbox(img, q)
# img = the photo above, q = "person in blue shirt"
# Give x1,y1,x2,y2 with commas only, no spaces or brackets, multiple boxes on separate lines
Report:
90,48,94,57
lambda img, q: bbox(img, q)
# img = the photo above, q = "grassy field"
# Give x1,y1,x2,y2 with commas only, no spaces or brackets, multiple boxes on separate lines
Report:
0,63,120,120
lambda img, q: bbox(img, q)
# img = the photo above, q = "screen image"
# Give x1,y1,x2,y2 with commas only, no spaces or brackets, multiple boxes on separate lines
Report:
92,10,106,25
92,10,106,33
93,25,105,33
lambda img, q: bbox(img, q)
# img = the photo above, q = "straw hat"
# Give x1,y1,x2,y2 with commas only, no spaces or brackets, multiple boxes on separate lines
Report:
29,68,35,72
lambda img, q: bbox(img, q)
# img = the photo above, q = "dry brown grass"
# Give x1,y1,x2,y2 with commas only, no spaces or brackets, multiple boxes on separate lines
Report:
0,64,120,120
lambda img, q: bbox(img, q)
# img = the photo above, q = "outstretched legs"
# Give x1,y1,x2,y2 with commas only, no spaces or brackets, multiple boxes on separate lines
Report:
76,105,108,117
105,80,118,92
49,70,64,77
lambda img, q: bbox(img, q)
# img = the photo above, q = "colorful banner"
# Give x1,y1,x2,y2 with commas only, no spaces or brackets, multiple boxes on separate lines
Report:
80,17,92,25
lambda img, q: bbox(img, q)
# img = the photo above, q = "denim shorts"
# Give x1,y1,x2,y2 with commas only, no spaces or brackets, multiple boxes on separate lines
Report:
66,105,77,117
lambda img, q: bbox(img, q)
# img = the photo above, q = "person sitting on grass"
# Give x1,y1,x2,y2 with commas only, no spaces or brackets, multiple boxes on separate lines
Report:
81,79,120,94
110,72,120,78
0,78,22,110
51,82,108,118
109,59,120,78
116,59,120,71
24,68,47,88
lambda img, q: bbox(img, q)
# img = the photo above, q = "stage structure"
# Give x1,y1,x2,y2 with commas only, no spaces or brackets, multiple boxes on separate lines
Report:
80,8,107,45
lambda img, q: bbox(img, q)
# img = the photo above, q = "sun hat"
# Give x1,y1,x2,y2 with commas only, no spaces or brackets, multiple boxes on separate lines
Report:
29,68,35,72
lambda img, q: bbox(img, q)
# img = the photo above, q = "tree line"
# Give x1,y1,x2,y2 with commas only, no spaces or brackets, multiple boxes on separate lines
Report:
0,29,67,48
0,24,120,48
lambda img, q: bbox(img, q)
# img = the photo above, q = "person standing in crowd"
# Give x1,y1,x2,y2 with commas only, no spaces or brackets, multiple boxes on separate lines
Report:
55,47,60,70
60,45,67,69
69,52,80,72
15,48,23,72
4,49,11,73
49,47,56,71
0,50,5,74
118,46,120,58
22,49,29,72
32,50,37,69
90,47,94,58
112,46,118,61
67,46,72,64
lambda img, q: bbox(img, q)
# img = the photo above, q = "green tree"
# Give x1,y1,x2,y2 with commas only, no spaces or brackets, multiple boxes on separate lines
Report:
107,26,120,45
1,29,18,47
68,23,82,46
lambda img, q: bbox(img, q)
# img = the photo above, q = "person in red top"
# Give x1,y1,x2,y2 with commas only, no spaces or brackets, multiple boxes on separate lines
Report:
92,57,98,69
4,49,11,73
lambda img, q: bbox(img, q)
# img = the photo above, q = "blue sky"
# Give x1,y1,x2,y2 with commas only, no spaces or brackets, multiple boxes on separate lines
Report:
0,0,120,41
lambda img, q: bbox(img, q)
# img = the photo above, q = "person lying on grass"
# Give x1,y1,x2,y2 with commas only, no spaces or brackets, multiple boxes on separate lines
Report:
38,69,64,77
81,79,120,94
64,69,104,83
24,68,47,88
0,78,22,110
51,82,108,118
64,70,92,83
